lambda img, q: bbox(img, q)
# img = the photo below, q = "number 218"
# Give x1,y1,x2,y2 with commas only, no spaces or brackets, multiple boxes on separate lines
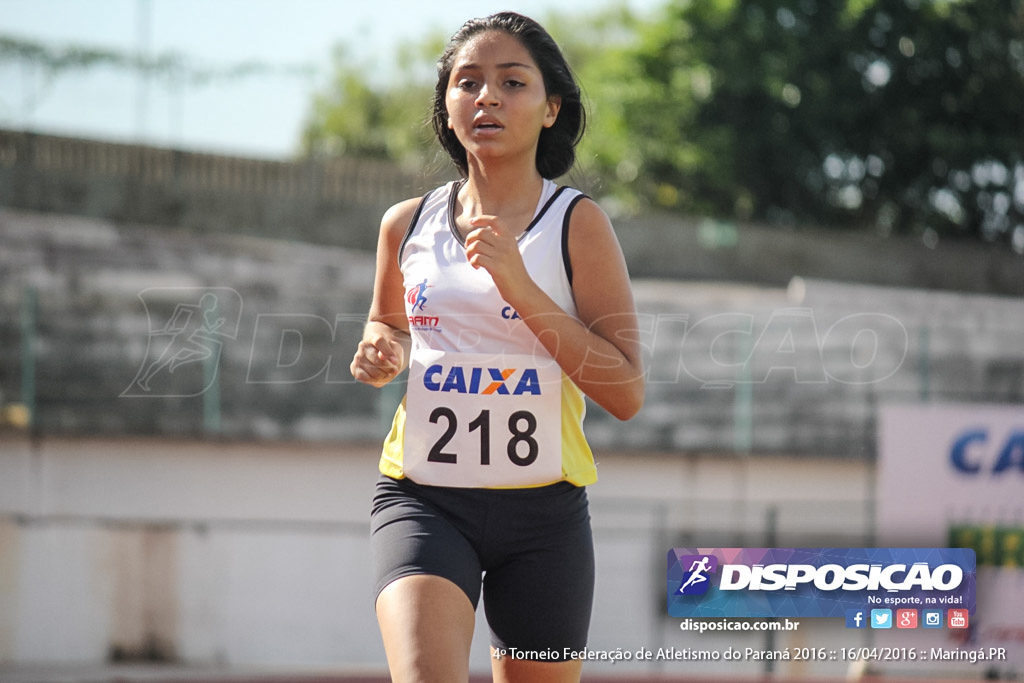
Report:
427,408,539,466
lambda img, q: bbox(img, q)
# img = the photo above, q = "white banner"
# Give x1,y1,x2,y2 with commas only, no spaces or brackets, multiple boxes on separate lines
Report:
877,403,1024,670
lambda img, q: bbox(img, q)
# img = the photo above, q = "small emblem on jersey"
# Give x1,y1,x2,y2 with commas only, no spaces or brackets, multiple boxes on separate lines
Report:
501,306,521,320
406,279,440,330
407,279,430,313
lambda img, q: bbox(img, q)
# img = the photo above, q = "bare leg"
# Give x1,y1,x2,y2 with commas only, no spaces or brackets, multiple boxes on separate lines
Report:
491,650,583,683
376,574,476,683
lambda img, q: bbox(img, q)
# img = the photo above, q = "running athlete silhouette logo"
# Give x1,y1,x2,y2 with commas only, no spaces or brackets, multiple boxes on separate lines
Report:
406,279,430,313
677,554,718,595
123,288,242,397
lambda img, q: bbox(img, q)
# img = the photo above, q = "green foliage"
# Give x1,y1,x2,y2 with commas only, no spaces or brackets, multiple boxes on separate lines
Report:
301,1,1023,248
8,3,1023,247
300,42,440,166
597,0,1024,248
297,7,646,173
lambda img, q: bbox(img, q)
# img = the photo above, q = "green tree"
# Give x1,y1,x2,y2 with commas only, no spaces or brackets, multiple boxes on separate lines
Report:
298,6,645,177
299,1,1024,250
596,0,1024,249
300,38,444,168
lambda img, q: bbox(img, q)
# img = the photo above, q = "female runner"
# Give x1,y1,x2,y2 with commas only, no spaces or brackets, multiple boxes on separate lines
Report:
350,12,645,683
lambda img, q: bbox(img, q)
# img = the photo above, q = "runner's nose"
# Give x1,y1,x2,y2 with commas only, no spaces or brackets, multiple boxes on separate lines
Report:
475,83,500,108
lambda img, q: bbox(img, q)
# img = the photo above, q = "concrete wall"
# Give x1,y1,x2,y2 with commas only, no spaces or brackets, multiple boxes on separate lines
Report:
616,212,1024,295
0,435,873,678
0,129,445,251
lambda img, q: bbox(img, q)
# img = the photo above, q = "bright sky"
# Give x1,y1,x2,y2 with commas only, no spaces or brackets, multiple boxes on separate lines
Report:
0,0,661,159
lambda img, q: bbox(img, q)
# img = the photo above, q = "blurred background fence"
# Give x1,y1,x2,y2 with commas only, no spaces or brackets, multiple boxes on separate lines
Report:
2,128,1022,449
0,129,446,250
3,128,1023,292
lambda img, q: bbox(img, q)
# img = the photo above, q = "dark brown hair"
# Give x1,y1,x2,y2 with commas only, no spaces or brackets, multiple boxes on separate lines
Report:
431,12,585,179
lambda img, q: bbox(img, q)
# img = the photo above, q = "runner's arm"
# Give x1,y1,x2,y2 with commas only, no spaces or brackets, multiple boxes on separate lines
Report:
477,198,645,420
350,199,419,388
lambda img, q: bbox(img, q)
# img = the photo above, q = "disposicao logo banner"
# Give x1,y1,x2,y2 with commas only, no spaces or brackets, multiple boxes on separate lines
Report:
667,548,976,618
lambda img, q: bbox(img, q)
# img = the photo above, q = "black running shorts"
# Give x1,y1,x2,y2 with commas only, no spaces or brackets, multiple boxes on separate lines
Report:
370,474,595,660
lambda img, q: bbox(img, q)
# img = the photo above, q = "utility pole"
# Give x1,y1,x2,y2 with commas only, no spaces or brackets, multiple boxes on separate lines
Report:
135,0,152,141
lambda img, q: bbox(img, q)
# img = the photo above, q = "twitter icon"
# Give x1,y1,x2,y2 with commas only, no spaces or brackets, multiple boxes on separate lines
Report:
871,609,893,629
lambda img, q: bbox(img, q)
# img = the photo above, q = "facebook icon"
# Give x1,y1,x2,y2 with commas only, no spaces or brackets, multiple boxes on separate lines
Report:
846,609,867,629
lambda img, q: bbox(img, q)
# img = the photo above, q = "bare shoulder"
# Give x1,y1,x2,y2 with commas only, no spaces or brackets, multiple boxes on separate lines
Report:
379,196,424,245
566,195,626,264
567,195,613,234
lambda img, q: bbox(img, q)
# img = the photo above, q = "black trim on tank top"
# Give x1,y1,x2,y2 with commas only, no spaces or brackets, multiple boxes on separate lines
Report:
521,185,569,237
397,185,442,264
446,180,568,246
561,193,588,287
446,178,468,246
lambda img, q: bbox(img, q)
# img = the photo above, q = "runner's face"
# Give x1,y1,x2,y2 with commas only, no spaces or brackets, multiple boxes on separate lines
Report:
444,31,560,168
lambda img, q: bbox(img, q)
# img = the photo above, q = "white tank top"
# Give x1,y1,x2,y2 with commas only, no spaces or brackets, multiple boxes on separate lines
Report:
399,178,581,353
378,179,598,487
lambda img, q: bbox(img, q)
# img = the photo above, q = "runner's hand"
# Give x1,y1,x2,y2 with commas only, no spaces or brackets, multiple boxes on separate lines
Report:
464,215,532,301
351,332,404,387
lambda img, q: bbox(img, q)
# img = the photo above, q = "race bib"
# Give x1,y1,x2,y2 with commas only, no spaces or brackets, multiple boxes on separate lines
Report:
404,349,563,488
